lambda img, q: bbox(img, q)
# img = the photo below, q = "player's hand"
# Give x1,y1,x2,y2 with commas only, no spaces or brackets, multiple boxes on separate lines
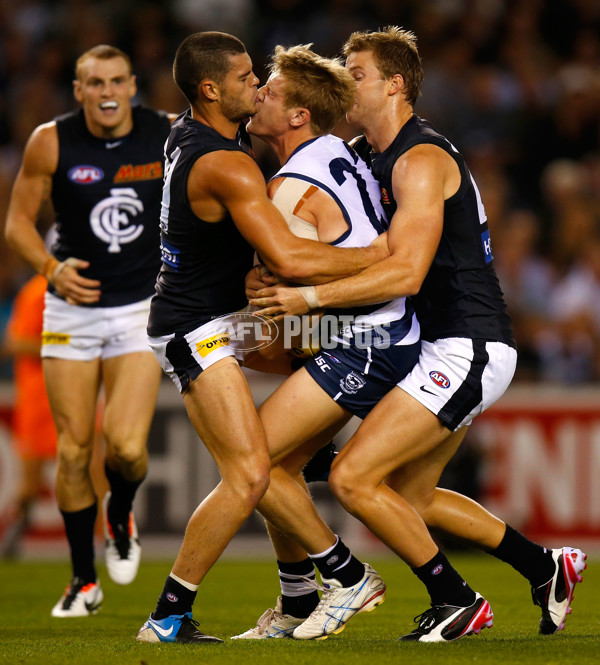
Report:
250,285,310,320
50,257,102,305
245,265,279,299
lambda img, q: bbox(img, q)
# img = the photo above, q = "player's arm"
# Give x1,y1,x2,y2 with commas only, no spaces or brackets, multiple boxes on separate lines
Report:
250,144,448,315
189,150,388,284
2,333,41,358
4,123,101,304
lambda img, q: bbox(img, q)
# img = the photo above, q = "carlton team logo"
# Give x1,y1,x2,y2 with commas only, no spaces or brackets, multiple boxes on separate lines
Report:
429,371,451,389
68,165,103,184
89,187,144,253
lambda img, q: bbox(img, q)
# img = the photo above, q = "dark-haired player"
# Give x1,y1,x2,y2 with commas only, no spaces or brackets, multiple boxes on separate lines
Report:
136,31,386,644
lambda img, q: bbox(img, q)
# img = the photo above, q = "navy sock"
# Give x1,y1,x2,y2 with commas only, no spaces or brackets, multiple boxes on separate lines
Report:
278,558,319,618
310,537,365,587
153,575,197,620
104,463,144,530
413,550,476,607
489,524,555,587
61,503,97,584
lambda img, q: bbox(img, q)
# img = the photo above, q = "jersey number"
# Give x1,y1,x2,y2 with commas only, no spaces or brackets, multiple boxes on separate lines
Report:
329,157,387,235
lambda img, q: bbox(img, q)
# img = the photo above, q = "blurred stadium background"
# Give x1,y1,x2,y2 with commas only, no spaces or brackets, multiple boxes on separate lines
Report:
0,0,599,558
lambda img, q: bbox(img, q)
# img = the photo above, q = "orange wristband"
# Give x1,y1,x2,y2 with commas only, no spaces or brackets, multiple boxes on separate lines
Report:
41,257,60,282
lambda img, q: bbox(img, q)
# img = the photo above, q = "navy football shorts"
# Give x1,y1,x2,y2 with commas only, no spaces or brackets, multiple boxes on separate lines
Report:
304,339,421,419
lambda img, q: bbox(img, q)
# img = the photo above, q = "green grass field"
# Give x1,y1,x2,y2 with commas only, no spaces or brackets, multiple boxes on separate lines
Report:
0,553,597,665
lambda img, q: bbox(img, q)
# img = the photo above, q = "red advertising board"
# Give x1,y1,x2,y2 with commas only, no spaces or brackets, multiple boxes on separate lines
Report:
0,380,598,550
472,386,600,548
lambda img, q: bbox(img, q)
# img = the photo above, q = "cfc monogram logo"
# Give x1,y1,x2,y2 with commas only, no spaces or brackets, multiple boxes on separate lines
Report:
90,188,144,253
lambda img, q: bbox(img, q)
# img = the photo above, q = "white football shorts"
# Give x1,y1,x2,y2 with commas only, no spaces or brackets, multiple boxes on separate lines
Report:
148,314,249,394
42,292,153,361
398,337,517,431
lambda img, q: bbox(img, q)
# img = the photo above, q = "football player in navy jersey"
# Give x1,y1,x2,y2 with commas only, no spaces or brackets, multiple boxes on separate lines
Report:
5,45,177,617
136,32,388,645
251,28,586,641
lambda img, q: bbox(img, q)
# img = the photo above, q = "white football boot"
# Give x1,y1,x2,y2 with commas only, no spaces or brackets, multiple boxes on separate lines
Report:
51,578,103,617
292,563,386,640
231,597,305,639
103,492,141,585
532,547,587,634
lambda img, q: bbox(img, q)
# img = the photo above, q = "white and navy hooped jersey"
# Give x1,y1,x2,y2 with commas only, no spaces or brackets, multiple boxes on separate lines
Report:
51,107,171,307
354,115,515,347
274,135,419,348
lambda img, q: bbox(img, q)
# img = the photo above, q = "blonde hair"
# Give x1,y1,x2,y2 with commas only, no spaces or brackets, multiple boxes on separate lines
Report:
343,26,423,106
270,44,357,135
75,45,132,80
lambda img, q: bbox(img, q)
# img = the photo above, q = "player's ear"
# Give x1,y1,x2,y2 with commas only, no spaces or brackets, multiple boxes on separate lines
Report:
200,79,219,102
73,79,83,103
129,74,137,99
388,74,405,97
290,108,309,128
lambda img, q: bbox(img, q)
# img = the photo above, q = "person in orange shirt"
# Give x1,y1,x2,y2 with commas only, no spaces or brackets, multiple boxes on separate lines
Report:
0,273,56,558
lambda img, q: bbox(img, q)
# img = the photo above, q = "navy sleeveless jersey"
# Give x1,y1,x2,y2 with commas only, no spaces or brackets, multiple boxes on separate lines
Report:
147,111,255,336
355,115,515,346
51,106,171,307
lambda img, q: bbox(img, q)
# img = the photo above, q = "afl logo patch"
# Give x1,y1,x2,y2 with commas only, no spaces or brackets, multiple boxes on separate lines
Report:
429,371,450,389
166,592,178,603
431,564,443,575
68,165,104,184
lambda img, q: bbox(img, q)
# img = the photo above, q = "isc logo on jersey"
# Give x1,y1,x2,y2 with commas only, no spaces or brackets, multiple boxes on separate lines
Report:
196,334,231,358
68,165,104,184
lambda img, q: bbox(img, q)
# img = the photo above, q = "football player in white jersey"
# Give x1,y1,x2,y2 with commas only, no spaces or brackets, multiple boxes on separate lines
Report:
231,44,421,641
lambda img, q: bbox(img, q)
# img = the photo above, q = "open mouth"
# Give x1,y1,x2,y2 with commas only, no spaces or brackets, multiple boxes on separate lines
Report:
100,101,118,111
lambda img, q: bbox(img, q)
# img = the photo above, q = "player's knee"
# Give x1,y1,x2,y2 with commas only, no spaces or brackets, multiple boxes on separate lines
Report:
105,438,147,469
56,442,92,477
228,460,270,511
54,416,93,450
328,463,364,512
